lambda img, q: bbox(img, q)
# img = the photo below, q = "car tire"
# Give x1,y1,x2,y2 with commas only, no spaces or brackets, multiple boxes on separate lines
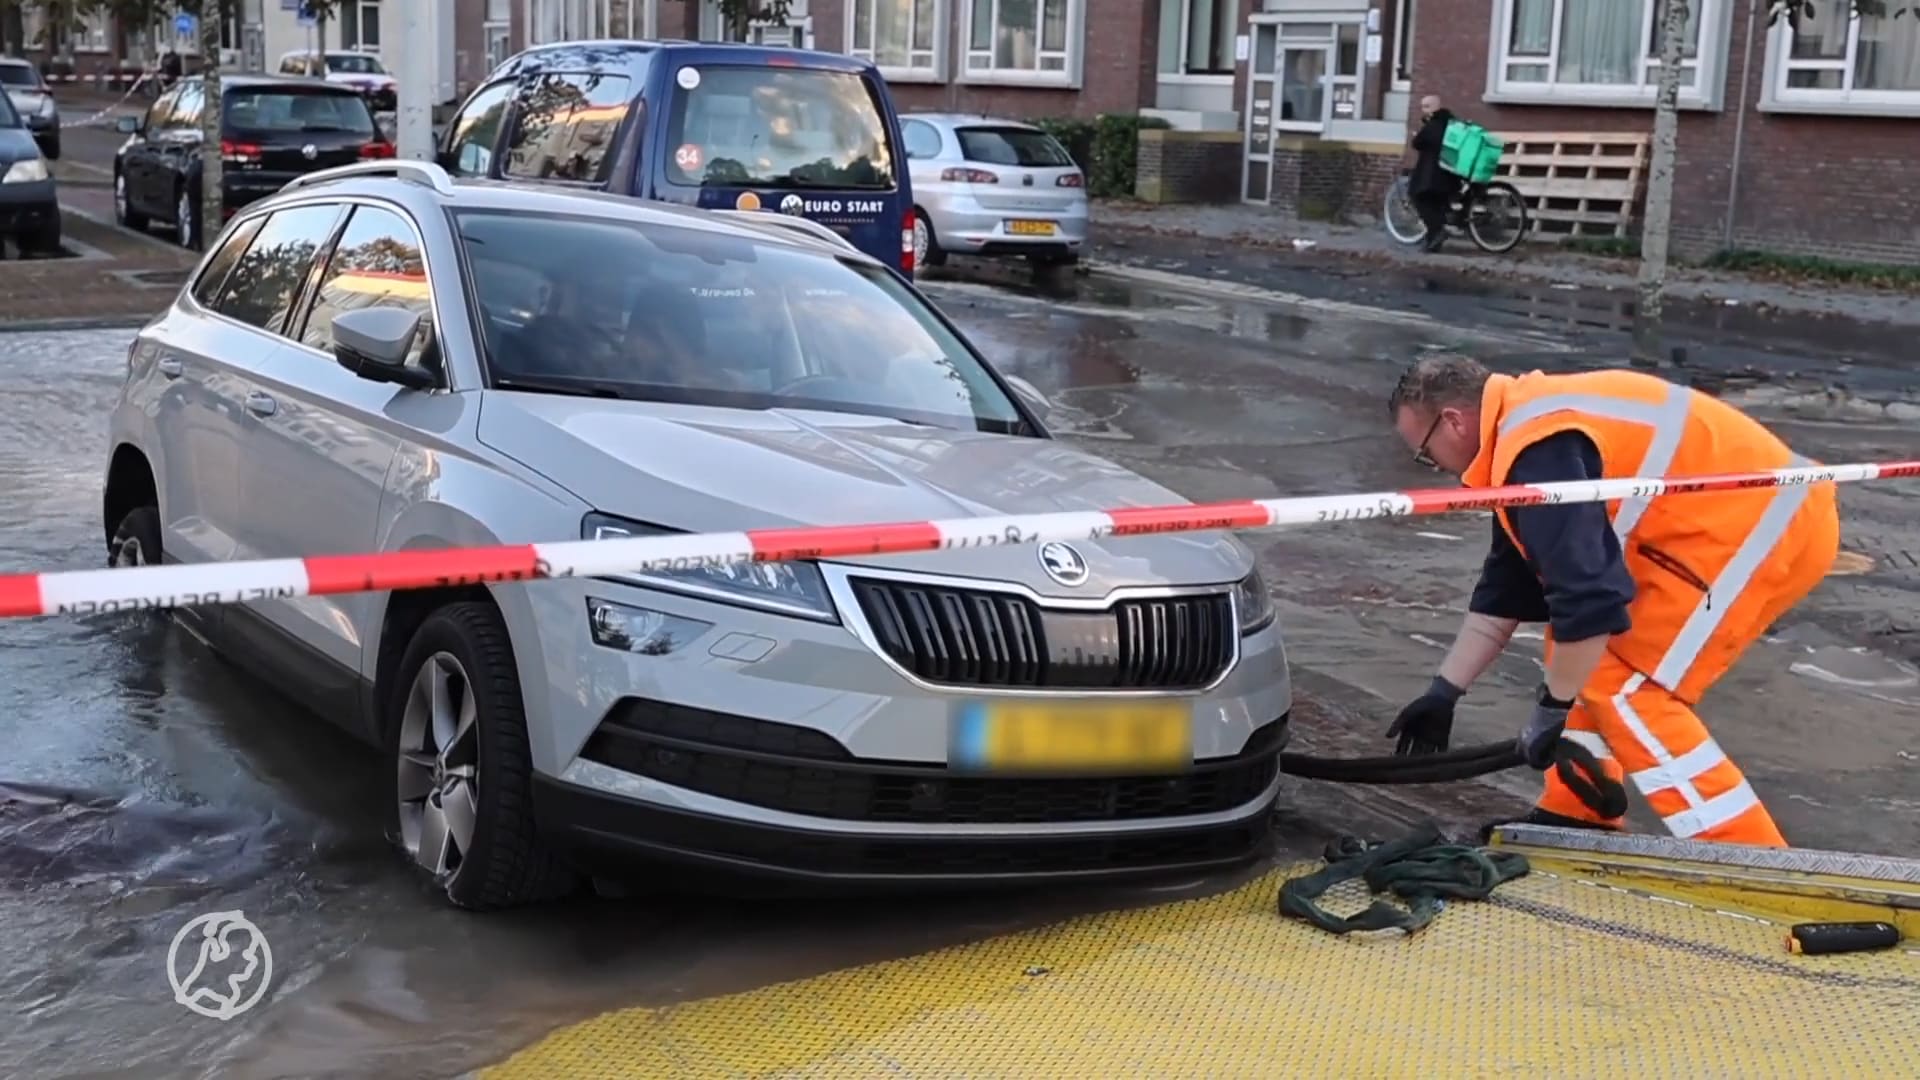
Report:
386,601,579,911
115,169,148,232
913,208,947,268
174,184,199,250
107,503,171,620
23,215,61,257
43,133,61,161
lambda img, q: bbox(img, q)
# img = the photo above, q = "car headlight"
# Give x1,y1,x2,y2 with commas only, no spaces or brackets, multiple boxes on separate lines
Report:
1234,568,1276,635
39,97,55,118
3,158,48,184
581,511,838,622
586,597,712,655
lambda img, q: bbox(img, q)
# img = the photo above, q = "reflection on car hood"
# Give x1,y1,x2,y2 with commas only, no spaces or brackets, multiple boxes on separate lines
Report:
476,394,1252,597
0,127,40,163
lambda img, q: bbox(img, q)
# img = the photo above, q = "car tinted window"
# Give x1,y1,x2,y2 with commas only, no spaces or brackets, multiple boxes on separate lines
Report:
227,89,375,135
296,205,432,365
663,66,894,190
454,209,1023,432
902,119,941,159
206,205,343,334
443,79,513,176
0,64,36,87
190,216,268,307
956,127,1074,167
502,72,630,182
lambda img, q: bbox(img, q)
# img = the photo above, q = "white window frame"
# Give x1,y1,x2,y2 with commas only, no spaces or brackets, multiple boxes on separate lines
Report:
524,0,630,44
1485,0,1730,110
961,0,1084,88
846,0,948,81
1760,9,1920,117
77,11,110,53
1158,0,1238,85
1391,0,1415,92
351,0,382,51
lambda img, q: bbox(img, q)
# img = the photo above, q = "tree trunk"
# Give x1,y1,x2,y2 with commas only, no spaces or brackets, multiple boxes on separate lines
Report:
199,5,223,252
1631,0,1690,368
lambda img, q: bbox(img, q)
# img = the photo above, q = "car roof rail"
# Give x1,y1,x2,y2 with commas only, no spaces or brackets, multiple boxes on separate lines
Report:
281,159,456,197
708,209,863,256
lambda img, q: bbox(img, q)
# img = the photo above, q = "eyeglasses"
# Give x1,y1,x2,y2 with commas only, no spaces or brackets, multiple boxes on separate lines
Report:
1412,412,1443,469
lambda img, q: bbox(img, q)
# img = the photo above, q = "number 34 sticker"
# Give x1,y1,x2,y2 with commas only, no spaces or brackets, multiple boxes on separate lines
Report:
675,143,703,170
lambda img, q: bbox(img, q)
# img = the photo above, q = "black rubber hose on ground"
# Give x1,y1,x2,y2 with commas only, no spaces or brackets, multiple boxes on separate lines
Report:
1279,738,1629,821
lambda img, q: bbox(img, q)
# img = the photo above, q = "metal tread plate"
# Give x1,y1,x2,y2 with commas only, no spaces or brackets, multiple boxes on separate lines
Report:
480,858,1920,1077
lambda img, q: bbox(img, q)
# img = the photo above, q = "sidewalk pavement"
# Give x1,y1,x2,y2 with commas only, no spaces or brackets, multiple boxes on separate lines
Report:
1090,201,1920,329
0,199,195,329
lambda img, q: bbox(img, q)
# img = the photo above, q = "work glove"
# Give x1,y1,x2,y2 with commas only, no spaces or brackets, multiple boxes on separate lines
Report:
1518,686,1575,770
1385,675,1464,755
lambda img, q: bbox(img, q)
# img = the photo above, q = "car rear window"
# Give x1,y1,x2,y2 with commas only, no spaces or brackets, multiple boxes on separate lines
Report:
226,89,376,135
956,127,1074,168
326,53,385,74
663,65,894,190
454,208,1022,432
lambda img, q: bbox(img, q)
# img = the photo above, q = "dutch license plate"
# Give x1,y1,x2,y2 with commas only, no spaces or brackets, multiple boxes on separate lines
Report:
1007,219,1058,236
951,700,1192,773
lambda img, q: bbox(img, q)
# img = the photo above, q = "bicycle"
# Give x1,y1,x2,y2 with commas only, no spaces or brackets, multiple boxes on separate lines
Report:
1382,174,1530,254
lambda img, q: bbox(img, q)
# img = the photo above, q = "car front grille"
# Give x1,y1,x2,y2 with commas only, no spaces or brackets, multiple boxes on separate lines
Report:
580,699,1286,826
848,578,1236,690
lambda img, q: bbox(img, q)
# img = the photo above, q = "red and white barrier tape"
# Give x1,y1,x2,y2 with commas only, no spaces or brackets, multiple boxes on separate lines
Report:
5,461,1916,619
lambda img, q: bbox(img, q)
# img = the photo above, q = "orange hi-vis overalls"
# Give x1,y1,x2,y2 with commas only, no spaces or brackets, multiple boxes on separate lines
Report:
1462,369,1840,846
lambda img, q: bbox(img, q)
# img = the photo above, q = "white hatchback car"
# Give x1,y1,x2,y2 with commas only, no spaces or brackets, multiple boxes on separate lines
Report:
902,114,1087,271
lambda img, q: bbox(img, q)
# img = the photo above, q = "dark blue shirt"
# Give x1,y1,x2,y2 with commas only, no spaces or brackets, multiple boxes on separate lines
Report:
1467,430,1636,641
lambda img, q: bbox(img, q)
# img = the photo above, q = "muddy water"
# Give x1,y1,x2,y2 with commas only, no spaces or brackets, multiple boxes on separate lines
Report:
1,270,1916,1078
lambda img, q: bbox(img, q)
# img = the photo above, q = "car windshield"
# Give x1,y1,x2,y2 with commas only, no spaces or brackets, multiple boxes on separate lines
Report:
326,53,386,74
0,93,19,128
0,65,37,88
226,89,376,134
957,126,1074,168
663,65,894,190
455,209,1026,433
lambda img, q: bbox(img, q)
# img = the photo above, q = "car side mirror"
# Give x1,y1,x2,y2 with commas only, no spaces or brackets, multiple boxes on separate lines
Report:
332,307,437,390
115,114,143,134
1003,373,1052,417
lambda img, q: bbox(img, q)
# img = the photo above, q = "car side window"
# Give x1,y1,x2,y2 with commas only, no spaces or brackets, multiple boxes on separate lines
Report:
205,204,344,335
170,81,204,129
501,71,631,182
145,86,180,132
442,79,513,177
903,120,941,160
295,204,434,368
190,215,267,307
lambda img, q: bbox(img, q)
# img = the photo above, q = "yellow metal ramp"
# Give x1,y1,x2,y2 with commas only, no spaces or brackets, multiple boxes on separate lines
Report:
483,828,1920,1078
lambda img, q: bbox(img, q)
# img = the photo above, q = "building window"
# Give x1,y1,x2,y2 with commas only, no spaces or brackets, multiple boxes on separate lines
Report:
1393,0,1416,90
964,0,1081,84
524,0,633,44
848,0,944,78
1494,0,1713,100
1772,7,1920,106
354,0,382,50
78,11,110,51
1158,0,1236,78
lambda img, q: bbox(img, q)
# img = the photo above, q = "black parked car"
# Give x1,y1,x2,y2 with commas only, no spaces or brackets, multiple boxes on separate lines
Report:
112,74,393,248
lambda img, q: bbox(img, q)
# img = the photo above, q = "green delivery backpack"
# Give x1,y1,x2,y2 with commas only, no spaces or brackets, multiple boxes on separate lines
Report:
1439,118,1504,185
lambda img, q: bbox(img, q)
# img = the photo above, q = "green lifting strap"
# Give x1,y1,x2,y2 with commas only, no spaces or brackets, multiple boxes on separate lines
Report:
1276,820,1532,935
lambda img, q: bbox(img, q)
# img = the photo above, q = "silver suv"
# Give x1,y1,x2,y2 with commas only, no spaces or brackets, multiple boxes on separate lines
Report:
102,161,1293,910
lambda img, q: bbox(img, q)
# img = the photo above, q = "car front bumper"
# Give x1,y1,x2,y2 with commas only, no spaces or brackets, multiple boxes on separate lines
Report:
513,562,1292,888
920,189,1088,258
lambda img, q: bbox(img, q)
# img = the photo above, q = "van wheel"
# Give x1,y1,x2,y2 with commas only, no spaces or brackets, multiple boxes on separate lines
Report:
387,601,578,910
914,209,946,268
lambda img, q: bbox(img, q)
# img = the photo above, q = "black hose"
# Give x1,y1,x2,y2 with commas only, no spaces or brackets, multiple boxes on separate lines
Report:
1279,737,1629,821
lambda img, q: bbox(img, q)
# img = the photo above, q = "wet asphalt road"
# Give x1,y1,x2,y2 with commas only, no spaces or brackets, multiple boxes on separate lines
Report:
1,263,1917,1079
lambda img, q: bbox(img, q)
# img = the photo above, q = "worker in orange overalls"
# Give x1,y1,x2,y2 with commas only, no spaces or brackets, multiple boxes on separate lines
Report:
1381,354,1839,846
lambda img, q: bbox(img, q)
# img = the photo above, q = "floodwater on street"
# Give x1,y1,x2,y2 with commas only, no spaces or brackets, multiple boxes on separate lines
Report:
0,265,1916,1078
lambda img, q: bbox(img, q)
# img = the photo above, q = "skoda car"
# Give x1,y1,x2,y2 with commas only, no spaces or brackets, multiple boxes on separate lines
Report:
101,161,1292,910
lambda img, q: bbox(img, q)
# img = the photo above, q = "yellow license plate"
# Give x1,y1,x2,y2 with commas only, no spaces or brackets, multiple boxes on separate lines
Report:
951,700,1192,773
1007,219,1058,236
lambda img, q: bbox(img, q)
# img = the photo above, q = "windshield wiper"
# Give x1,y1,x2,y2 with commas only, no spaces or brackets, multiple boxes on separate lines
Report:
492,374,631,399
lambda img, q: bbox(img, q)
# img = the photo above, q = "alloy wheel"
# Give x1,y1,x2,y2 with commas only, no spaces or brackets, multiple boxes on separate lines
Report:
176,189,193,247
396,651,481,882
109,530,148,568
913,216,930,266
114,173,127,223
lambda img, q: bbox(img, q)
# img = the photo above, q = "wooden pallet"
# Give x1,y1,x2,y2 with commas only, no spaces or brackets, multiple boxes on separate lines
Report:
1491,132,1650,242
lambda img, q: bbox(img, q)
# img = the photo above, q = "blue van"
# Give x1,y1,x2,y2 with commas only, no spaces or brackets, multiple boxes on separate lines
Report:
435,40,916,276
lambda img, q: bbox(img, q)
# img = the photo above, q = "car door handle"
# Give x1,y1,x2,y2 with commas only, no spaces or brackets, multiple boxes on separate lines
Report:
244,391,277,417
157,355,183,378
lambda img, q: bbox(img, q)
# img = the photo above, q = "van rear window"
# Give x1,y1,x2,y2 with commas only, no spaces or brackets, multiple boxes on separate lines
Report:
663,65,894,191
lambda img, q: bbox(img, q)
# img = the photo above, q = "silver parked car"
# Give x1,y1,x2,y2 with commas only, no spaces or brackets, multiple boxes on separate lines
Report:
102,161,1291,910
902,113,1087,271
0,57,59,160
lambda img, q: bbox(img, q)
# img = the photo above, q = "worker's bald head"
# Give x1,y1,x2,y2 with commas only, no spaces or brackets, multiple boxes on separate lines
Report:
1388,353,1489,476
1420,94,1442,117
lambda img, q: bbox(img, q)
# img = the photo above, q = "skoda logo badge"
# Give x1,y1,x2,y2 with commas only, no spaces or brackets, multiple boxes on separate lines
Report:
301,144,317,160
1038,542,1088,587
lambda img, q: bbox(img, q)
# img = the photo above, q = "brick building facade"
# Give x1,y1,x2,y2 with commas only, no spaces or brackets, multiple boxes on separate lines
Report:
1412,0,1920,265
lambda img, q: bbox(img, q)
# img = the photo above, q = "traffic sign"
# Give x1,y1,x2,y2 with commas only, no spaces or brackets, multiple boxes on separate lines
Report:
174,12,195,35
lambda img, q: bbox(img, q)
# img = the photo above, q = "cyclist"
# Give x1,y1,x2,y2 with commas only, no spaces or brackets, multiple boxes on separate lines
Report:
1404,94,1462,253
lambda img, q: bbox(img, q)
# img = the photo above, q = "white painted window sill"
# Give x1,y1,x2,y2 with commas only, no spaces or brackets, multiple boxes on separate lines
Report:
1483,88,1720,112
958,70,1082,90
1759,95,1920,119
876,68,947,84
